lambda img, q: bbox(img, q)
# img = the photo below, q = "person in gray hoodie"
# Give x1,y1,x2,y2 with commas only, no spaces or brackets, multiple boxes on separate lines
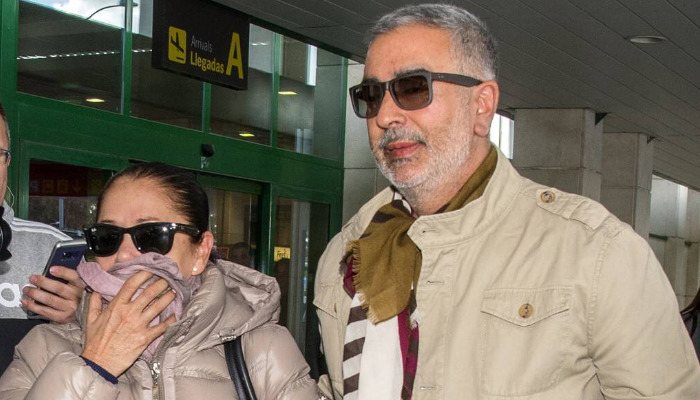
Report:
0,102,86,374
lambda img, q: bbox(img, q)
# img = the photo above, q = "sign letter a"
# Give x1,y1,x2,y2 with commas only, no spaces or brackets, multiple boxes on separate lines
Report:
226,32,244,79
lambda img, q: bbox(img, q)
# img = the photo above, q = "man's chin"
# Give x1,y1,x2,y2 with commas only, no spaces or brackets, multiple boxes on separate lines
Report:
386,170,428,191
377,158,427,187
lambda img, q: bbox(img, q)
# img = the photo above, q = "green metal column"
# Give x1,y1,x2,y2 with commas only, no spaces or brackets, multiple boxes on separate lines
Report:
1,0,19,212
121,0,134,116
259,183,276,275
202,83,211,134
269,32,281,149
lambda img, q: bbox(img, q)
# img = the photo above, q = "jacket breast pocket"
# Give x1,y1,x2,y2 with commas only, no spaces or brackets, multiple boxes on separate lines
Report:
479,287,572,397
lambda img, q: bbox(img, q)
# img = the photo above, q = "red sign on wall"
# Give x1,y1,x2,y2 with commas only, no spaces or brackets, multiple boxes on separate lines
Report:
29,163,91,196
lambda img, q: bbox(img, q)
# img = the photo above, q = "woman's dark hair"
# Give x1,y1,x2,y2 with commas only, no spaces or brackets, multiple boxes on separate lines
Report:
97,162,211,247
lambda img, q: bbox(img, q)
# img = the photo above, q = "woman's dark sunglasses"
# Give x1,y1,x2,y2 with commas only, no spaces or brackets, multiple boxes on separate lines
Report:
83,222,202,257
349,70,483,119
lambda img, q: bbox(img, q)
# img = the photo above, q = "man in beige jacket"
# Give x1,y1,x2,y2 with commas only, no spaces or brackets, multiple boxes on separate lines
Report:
314,3,700,399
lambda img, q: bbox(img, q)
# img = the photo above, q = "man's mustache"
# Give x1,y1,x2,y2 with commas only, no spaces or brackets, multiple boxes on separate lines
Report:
378,129,427,151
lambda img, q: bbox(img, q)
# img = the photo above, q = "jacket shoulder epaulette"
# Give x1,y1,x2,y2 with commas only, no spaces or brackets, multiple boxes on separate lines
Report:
533,187,616,231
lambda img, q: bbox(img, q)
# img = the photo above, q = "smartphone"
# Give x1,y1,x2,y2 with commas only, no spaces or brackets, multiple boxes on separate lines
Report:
27,239,87,318
40,239,87,283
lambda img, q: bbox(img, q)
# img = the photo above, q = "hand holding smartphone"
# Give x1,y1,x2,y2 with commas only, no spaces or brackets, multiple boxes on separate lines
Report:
26,239,87,319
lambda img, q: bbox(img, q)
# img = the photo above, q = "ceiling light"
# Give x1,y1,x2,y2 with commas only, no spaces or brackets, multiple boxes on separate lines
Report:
278,91,298,96
239,131,255,138
627,35,667,44
85,98,105,103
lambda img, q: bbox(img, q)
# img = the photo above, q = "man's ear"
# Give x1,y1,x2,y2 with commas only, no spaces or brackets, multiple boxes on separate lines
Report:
192,231,214,276
472,80,500,138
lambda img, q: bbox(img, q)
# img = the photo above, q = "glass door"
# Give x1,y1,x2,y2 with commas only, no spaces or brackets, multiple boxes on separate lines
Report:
273,197,329,353
27,160,114,237
19,144,127,236
197,175,262,270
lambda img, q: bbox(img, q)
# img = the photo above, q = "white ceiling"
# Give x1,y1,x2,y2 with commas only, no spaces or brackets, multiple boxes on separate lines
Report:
216,0,700,190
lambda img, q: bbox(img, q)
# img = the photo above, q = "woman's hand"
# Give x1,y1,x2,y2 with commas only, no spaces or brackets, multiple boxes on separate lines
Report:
22,266,86,323
80,271,177,377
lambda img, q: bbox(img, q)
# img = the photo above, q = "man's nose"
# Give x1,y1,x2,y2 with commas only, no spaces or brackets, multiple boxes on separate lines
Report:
374,89,407,128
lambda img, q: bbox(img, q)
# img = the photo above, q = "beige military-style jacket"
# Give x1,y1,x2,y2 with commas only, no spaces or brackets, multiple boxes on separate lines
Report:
314,150,700,399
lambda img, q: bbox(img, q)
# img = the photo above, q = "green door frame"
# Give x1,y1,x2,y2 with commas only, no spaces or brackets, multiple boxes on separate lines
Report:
16,142,128,217
2,0,346,271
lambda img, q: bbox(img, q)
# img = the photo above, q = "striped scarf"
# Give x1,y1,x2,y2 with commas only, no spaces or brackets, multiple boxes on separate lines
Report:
342,192,419,399
341,147,498,399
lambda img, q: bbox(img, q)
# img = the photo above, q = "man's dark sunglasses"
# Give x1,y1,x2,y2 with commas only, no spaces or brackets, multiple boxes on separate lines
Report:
83,222,202,257
349,70,483,119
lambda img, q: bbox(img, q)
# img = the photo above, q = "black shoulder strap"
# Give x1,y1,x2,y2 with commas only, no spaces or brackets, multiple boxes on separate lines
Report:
224,336,258,400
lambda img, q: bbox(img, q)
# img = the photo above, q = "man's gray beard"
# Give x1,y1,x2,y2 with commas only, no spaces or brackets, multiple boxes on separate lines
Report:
374,127,472,204
374,128,424,191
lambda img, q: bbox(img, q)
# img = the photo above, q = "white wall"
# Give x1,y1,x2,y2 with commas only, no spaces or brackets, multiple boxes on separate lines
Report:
649,176,700,308
342,61,390,224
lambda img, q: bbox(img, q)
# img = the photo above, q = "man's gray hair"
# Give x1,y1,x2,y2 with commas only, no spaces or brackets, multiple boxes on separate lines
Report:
368,3,497,80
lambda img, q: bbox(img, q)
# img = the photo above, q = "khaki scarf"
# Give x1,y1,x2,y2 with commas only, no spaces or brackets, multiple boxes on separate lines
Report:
350,147,497,323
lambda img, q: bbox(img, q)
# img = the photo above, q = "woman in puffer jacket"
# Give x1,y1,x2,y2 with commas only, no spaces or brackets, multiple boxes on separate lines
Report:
0,162,319,399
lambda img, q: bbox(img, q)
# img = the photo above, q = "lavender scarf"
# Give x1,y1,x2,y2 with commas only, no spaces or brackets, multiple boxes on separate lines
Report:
77,252,202,362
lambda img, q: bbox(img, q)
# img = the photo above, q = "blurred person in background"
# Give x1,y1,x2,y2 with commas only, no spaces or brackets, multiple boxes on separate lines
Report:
0,102,85,374
230,241,252,267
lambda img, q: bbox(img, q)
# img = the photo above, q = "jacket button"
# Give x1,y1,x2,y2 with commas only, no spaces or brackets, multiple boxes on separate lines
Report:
518,303,534,319
540,190,556,203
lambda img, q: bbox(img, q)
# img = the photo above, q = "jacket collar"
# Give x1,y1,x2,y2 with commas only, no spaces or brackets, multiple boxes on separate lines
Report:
175,259,281,350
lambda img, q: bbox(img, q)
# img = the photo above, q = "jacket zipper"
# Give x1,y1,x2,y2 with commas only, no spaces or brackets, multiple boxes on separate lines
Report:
150,361,161,400
148,331,179,400
219,334,236,343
